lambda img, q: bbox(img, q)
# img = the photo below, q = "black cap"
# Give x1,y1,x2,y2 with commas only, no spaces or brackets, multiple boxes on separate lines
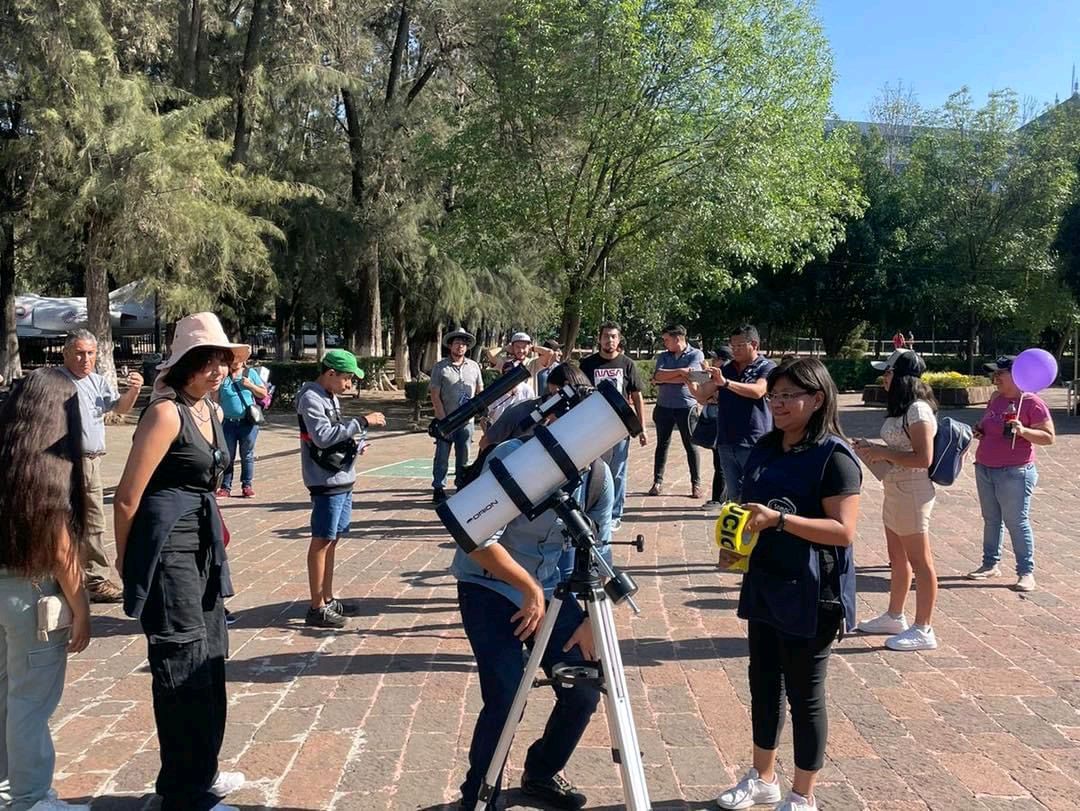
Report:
870,349,926,377
709,344,734,362
984,355,1016,373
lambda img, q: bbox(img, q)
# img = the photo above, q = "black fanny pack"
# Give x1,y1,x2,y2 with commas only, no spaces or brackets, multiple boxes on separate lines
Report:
307,438,358,473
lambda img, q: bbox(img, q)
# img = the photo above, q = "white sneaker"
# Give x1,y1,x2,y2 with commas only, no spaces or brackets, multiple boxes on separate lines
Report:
210,805,238,811
885,625,938,651
210,771,246,797
856,612,908,635
28,796,90,811
967,564,1001,580
1014,574,1036,592
716,767,782,809
611,518,622,532
776,791,817,810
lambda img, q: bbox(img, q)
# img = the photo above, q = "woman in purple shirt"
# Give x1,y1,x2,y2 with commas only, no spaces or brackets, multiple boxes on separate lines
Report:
967,356,1055,592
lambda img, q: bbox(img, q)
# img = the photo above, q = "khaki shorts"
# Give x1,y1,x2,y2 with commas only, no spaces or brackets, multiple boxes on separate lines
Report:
882,474,936,536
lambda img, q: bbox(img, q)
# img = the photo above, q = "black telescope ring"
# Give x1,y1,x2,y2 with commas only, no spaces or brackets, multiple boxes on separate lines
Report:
489,457,535,515
596,379,643,437
534,424,582,484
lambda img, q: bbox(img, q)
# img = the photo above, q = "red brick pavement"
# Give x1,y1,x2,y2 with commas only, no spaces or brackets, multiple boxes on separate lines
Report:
48,394,1080,810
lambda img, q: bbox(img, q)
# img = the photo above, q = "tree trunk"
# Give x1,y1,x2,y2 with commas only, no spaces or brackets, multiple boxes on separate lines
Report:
290,302,304,360
968,316,979,376
315,307,326,361
178,0,203,92
84,231,116,388
230,0,270,167
0,213,21,382
355,242,382,357
392,290,410,384
274,296,291,361
559,283,583,355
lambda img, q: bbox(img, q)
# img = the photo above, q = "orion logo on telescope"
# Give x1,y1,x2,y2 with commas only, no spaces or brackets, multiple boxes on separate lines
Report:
465,500,499,524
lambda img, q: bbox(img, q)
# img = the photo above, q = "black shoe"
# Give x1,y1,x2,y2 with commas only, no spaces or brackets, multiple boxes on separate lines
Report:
433,487,447,504
305,604,347,629
520,774,586,810
327,597,359,616
224,608,237,626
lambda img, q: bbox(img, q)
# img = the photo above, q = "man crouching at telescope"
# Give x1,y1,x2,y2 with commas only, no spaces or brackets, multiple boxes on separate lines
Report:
451,364,614,811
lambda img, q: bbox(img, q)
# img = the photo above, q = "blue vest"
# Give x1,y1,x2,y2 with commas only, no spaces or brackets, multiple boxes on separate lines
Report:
737,434,858,638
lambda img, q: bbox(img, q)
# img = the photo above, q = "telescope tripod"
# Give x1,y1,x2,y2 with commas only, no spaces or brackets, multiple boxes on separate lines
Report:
475,491,652,811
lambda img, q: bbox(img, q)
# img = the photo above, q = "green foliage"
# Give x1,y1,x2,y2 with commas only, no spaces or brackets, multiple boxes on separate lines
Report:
262,357,390,406
922,371,991,388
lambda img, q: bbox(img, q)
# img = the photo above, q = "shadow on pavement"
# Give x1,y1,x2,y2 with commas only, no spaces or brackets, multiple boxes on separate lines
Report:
227,651,476,682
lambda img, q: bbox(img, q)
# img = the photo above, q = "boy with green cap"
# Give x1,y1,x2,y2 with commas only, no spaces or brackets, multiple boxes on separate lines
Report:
297,349,386,628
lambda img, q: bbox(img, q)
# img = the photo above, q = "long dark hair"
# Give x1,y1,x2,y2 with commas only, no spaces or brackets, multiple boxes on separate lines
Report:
765,357,844,446
0,369,88,576
886,374,937,418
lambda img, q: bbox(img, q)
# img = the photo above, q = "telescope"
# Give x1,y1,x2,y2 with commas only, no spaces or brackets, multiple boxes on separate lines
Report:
436,379,642,552
428,364,529,442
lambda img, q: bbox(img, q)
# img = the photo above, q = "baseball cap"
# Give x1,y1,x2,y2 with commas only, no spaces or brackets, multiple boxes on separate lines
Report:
321,348,365,379
984,355,1016,373
870,349,926,377
510,332,532,344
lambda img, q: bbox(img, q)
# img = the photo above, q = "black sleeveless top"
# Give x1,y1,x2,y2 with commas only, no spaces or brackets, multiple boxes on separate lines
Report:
147,399,227,550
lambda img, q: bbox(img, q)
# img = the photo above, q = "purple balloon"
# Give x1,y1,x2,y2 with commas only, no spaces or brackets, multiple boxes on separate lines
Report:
1011,348,1057,393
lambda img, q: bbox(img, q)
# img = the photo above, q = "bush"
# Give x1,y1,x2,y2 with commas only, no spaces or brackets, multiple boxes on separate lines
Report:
260,356,389,407
922,371,991,389
818,359,881,392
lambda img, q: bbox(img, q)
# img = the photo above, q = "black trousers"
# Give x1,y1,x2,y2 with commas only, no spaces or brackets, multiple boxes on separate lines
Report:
652,405,700,487
139,546,229,811
747,606,842,772
711,447,726,501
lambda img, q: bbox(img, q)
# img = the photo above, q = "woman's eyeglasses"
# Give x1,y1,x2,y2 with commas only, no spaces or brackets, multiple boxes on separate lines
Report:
765,391,813,405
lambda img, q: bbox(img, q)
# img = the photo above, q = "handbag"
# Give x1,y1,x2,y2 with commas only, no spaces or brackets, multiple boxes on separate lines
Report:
689,403,719,448
33,581,73,642
232,374,264,425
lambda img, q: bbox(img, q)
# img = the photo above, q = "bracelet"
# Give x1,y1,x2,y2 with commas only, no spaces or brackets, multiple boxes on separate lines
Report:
721,378,730,388
776,512,786,533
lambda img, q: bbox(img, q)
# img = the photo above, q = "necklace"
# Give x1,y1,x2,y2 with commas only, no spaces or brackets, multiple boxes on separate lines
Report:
179,391,211,423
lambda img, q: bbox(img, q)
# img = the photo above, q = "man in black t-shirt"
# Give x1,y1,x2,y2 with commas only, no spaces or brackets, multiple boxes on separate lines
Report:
580,321,648,531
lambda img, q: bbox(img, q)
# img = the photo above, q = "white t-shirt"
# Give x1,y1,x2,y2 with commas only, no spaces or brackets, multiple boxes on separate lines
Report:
880,399,937,480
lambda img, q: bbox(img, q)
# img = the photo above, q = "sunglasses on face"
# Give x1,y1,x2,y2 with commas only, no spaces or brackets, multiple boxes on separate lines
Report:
765,391,813,404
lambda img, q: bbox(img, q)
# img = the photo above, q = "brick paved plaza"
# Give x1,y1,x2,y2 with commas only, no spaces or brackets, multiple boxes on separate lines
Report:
50,393,1080,810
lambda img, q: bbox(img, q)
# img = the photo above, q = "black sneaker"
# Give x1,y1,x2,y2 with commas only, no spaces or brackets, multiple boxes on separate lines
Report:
305,604,347,629
520,773,586,810
327,597,359,616
224,608,237,626
433,487,447,504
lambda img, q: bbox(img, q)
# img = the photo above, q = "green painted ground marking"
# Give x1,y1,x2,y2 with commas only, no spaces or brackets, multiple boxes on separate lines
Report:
358,457,454,479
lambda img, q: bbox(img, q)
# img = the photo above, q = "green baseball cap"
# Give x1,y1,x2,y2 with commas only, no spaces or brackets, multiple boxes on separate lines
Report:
321,349,365,379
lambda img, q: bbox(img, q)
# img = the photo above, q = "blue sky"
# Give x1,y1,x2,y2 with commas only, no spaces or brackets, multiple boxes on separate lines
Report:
814,0,1080,121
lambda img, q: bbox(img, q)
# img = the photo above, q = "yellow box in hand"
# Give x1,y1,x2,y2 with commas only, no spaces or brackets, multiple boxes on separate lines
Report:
711,502,760,573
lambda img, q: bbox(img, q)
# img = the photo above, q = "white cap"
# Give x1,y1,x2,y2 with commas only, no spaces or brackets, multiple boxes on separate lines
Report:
510,332,532,344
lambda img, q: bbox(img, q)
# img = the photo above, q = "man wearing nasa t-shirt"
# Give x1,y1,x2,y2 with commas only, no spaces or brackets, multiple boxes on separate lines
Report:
580,321,648,530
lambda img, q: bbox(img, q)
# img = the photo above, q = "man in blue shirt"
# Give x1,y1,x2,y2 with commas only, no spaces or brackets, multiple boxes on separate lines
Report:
451,405,613,810
649,324,705,497
698,324,776,501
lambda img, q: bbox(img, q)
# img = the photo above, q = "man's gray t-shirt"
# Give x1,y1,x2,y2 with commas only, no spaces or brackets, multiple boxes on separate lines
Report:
60,368,120,454
654,347,705,409
430,358,483,420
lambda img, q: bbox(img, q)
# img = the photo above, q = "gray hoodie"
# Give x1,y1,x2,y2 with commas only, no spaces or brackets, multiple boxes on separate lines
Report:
296,381,366,495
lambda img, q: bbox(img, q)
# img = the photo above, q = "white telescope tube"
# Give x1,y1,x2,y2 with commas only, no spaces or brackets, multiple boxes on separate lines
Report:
437,381,640,551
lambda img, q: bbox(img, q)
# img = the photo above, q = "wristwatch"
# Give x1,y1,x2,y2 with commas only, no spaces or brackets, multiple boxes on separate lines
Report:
720,378,731,388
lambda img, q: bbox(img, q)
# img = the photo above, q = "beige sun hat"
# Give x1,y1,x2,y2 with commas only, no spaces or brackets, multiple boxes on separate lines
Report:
157,312,251,370
152,312,251,401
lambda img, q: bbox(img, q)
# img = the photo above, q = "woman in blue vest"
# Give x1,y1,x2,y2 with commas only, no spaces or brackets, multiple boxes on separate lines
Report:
716,358,862,811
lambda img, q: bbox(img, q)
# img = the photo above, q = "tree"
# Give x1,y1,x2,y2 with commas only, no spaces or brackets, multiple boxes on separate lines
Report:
457,0,858,350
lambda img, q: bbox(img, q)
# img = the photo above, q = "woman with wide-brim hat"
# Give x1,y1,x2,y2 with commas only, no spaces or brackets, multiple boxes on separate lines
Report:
114,313,247,811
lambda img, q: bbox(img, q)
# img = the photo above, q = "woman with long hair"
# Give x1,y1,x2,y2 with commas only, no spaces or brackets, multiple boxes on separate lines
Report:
0,369,91,811
716,358,862,811
115,313,247,811
853,350,940,651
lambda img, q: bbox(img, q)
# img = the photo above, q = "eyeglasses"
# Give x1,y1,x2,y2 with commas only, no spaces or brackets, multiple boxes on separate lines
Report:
765,391,813,404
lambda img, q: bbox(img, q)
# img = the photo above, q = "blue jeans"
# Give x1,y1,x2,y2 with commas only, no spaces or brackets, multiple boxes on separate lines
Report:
433,424,474,489
602,437,630,520
221,419,259,491
0,574,69,811
975,462,1037,575
717,444,754,502
310,491,353,541
457,583,600,808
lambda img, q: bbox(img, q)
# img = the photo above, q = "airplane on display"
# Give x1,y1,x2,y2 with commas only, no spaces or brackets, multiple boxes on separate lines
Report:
15,281,156,338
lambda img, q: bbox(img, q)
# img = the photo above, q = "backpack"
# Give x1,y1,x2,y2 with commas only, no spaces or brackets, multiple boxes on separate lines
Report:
927,416,974,486
905,409,973,486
